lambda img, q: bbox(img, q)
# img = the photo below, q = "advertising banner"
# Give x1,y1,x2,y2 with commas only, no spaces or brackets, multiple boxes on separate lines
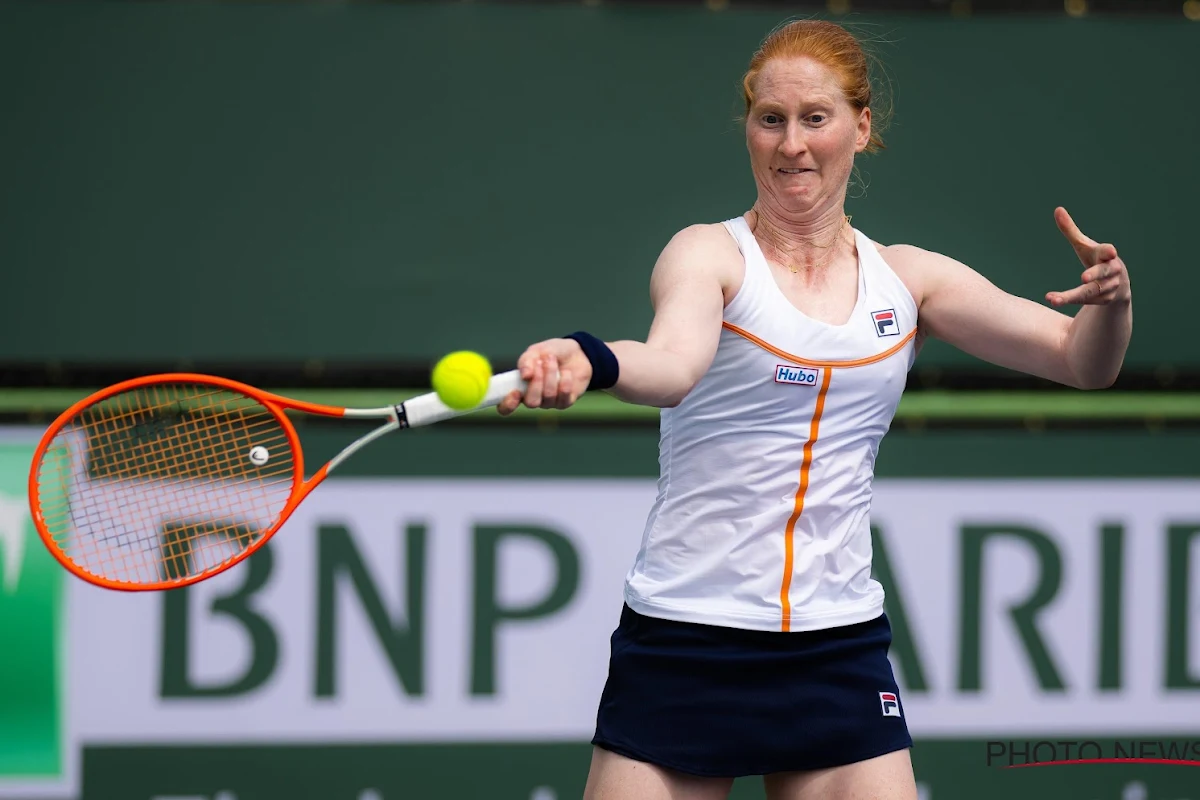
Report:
2,430,1198,798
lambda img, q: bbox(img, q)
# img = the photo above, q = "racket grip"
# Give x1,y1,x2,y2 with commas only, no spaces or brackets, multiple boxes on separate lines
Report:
401,369,528,428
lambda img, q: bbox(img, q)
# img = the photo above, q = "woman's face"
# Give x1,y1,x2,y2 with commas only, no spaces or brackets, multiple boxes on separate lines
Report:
745,56,871,218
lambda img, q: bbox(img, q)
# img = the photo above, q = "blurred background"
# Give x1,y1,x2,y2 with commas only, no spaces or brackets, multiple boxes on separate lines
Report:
1,0,1198,798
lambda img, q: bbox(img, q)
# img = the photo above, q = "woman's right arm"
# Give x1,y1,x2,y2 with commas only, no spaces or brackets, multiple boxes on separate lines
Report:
497,224,733,414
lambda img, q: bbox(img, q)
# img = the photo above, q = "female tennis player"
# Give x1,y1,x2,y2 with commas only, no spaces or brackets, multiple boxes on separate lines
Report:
498,19,1132,800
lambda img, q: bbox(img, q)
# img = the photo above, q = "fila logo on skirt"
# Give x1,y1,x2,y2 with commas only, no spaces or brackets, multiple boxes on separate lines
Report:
879,692,902,717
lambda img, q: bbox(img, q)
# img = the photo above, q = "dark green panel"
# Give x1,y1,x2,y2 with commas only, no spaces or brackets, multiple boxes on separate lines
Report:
297,424,1200,478
79,741,1200,800
1,2,1195,370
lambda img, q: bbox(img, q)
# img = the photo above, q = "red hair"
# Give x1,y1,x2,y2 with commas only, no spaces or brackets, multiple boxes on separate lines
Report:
742,20,888,153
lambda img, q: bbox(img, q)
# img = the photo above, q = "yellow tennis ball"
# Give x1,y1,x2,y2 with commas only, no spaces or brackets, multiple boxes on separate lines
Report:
431,351,492,410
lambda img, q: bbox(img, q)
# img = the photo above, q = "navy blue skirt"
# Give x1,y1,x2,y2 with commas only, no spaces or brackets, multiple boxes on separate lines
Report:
591,604,912,778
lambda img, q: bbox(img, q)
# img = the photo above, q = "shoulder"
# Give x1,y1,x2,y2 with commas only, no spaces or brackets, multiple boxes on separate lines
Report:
869,240,972,307
875,241,951,268
659,222,743,264
651,221,745,300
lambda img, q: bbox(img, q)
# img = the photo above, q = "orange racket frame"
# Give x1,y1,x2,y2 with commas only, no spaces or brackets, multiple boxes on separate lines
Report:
28,370,525,592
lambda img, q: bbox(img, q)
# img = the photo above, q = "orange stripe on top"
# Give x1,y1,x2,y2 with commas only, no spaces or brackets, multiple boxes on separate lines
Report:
723,321,916,368
780,367,832,632
722,321,914,629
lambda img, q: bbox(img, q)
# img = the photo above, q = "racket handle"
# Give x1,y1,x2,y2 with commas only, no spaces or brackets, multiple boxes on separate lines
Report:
400,369,528,428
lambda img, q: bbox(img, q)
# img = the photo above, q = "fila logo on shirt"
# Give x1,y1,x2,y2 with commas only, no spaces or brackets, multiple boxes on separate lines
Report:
775,365,820,387
879,692,902,718
871,308,899,337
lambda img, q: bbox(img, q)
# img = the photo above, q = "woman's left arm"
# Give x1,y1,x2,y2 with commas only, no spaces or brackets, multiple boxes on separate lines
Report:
889,207,1133,390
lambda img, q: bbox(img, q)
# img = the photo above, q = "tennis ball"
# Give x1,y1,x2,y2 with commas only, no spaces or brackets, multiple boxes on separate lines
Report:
431,351,492,410
248,446,269,466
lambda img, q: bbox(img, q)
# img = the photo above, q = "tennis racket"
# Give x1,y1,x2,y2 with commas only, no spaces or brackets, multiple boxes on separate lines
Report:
27,371,526,591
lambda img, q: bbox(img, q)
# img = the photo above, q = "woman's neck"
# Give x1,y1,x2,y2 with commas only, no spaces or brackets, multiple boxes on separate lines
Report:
749,202,851,273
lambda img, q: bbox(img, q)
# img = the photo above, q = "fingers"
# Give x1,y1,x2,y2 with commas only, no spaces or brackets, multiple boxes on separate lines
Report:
524,351,545,408
496,341,583,415
1080,252,1123,286
1056,207,1122,268
1045,274,1123,308
534,353,584,409
1047,258,1129,306
1046,284,1090,307
495,388,523,417
555,368,577,410
1055,206,1098,253
540,354,560,407
1084,244,1118,272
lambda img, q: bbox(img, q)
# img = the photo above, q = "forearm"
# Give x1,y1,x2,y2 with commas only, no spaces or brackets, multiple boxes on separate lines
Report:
1063,298,1132,389
606,340,704,408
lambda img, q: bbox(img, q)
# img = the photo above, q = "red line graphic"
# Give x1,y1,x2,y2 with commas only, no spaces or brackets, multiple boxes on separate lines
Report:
1004,759,1200,769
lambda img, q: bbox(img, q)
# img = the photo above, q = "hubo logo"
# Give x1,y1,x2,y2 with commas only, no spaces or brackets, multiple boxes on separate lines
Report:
0,442,66,795
775,364,820,387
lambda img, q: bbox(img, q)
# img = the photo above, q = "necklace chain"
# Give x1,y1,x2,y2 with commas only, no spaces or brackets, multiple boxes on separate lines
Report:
750,207,853,274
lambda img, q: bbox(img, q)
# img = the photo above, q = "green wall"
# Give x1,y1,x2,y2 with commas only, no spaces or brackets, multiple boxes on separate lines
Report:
2,1,1195,372
76,740,1200,800
301,424,1200,479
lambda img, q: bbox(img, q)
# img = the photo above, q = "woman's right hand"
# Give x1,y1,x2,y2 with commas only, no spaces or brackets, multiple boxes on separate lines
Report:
497,337,594,415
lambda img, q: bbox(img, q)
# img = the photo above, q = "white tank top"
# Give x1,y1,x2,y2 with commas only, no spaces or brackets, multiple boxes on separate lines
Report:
623,216,919,633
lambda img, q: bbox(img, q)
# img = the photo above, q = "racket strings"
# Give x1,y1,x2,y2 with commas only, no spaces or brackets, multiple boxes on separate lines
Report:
34,383,297,585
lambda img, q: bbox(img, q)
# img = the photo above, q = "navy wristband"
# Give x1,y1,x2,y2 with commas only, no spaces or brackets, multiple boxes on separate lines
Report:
564,331,619,391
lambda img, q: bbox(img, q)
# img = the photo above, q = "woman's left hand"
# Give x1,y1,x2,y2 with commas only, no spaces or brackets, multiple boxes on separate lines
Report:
1045,206,1132,308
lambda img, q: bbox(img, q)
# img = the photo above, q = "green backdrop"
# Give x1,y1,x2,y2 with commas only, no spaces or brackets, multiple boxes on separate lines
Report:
1,1,1196,372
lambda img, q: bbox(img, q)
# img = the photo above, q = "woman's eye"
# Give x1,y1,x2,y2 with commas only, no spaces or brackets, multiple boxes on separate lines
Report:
809,114,826,124
763,114,781,125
